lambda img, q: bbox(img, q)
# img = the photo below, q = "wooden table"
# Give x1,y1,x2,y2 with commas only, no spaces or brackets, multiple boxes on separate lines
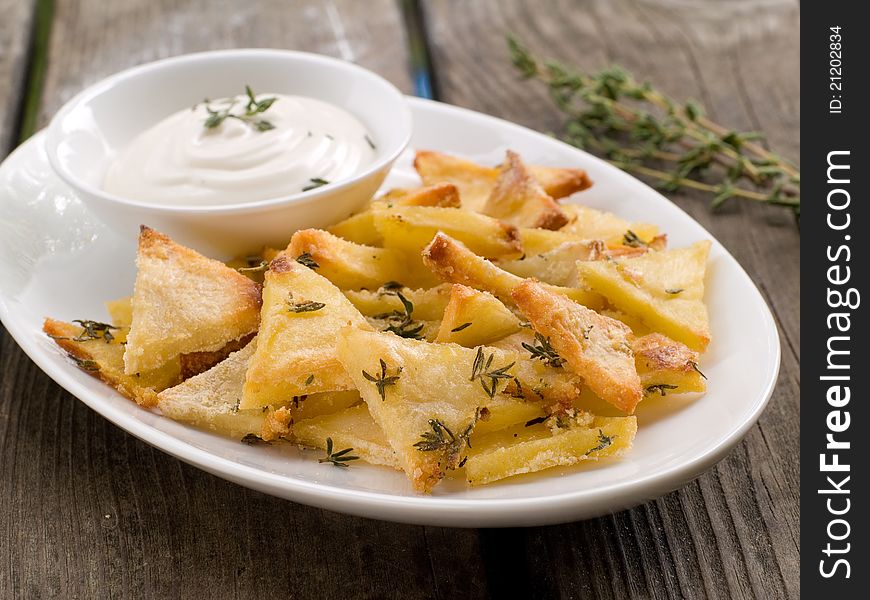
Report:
0,1,799,597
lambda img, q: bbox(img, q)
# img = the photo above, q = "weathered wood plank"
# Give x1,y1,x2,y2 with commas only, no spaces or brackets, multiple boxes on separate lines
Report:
421,0,800,598
0,2,464,599
35,0,414,126
0,0,37,154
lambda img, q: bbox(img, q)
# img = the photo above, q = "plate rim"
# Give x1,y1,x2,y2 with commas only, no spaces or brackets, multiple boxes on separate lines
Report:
0,96,781,527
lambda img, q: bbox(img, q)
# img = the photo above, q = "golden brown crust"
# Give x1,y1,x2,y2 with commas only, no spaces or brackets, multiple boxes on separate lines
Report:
528,165,593,198
484,151,569,230
511,280,642,413
260,406,292,441
45,318,180,408
179,333,256,380
633,333,698,374
381,182,461,208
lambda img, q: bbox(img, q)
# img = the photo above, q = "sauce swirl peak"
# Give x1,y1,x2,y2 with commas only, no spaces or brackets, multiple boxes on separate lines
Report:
104,90,376,206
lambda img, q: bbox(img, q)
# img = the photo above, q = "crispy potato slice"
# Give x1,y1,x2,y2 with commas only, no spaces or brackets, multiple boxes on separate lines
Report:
343,284,451,321
414,150,591,212
435,284,520,346
374,205,523,260
634,333,706,395
293,404,400,469
380,182,462,208
498,240,605,287
156,342,272,439
558,204,659,246
240,255,371,409
422,233,602,308
336,327,516,492
465,414,637,485
327,183,462,246
512,280,642,413
527,165,592,198
123,227,261,375
575,241,712,351
44,318,180,407
414,150,499,212
286,229,408,290
482,150,569,229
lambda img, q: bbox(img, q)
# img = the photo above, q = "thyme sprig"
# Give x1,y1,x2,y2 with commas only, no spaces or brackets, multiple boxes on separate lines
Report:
319,437,359,467
287,293,325,313
507,36,800,214
470,348,516,398
362,358,402,401
588,430,616,454
203,85,276,132
49,320,118,344
374,292,424,339
645,383,679,396
302,177,330,192
413,408,482,467
295,252,320,270
522,333,566,368
67,353,99,372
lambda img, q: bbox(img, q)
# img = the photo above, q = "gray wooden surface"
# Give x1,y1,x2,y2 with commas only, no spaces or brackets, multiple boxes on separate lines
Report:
0,1,800,598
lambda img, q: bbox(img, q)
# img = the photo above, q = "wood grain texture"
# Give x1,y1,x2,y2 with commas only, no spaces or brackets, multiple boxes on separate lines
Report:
421,0,800,598
1,0,800,598
0,0,37,153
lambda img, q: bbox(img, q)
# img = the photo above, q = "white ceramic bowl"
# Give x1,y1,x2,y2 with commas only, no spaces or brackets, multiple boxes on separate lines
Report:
44,49,411,256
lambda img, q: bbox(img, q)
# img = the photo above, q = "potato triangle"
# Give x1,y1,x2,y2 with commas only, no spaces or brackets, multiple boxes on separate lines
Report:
435,284,520,346
512,280,642,413
240,254,371,409
483,150,569,229
414,150,591,212
336,327,518,492
574,241,711,350
44,318,180,407
123,227,261,375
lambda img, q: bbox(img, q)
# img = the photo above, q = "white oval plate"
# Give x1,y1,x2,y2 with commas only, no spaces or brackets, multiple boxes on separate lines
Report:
0,97,780,527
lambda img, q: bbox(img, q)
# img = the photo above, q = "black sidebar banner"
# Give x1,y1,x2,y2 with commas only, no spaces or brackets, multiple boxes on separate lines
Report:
802,3,868,597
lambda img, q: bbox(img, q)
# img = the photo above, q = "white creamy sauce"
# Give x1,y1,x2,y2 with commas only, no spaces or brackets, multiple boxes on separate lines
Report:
104,93,376,205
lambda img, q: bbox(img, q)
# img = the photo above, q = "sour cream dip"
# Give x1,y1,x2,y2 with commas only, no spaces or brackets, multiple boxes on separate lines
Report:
104,92,376,205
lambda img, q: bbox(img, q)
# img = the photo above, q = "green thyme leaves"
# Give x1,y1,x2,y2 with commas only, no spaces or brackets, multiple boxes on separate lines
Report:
203,85,276,132
470,348,515,398
319,437,359,467
362,358,402,401
521,333,566,368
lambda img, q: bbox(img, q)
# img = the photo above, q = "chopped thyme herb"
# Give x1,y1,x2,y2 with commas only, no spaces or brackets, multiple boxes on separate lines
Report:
50,320,118,344
376,292,424,339
622,230,648,248
295,252,320,270
67,353,99,372
302,177,330,191
319,437,359,467
470,348,515,398
236,260,269,273
690,361,707,379
524,416,547,427
287,297,326,313
645,383,679,396
241,433,270,445
665,288,684,295
458,456,468,468
379,281,404,295
364,134,376,150
508,377,526,399
362,358,402,401
305,374,315,386
203,85,276,131
414,408,482,467
522,332,566,368
588,430,616,454
582,325,594,340
451,322,473,333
